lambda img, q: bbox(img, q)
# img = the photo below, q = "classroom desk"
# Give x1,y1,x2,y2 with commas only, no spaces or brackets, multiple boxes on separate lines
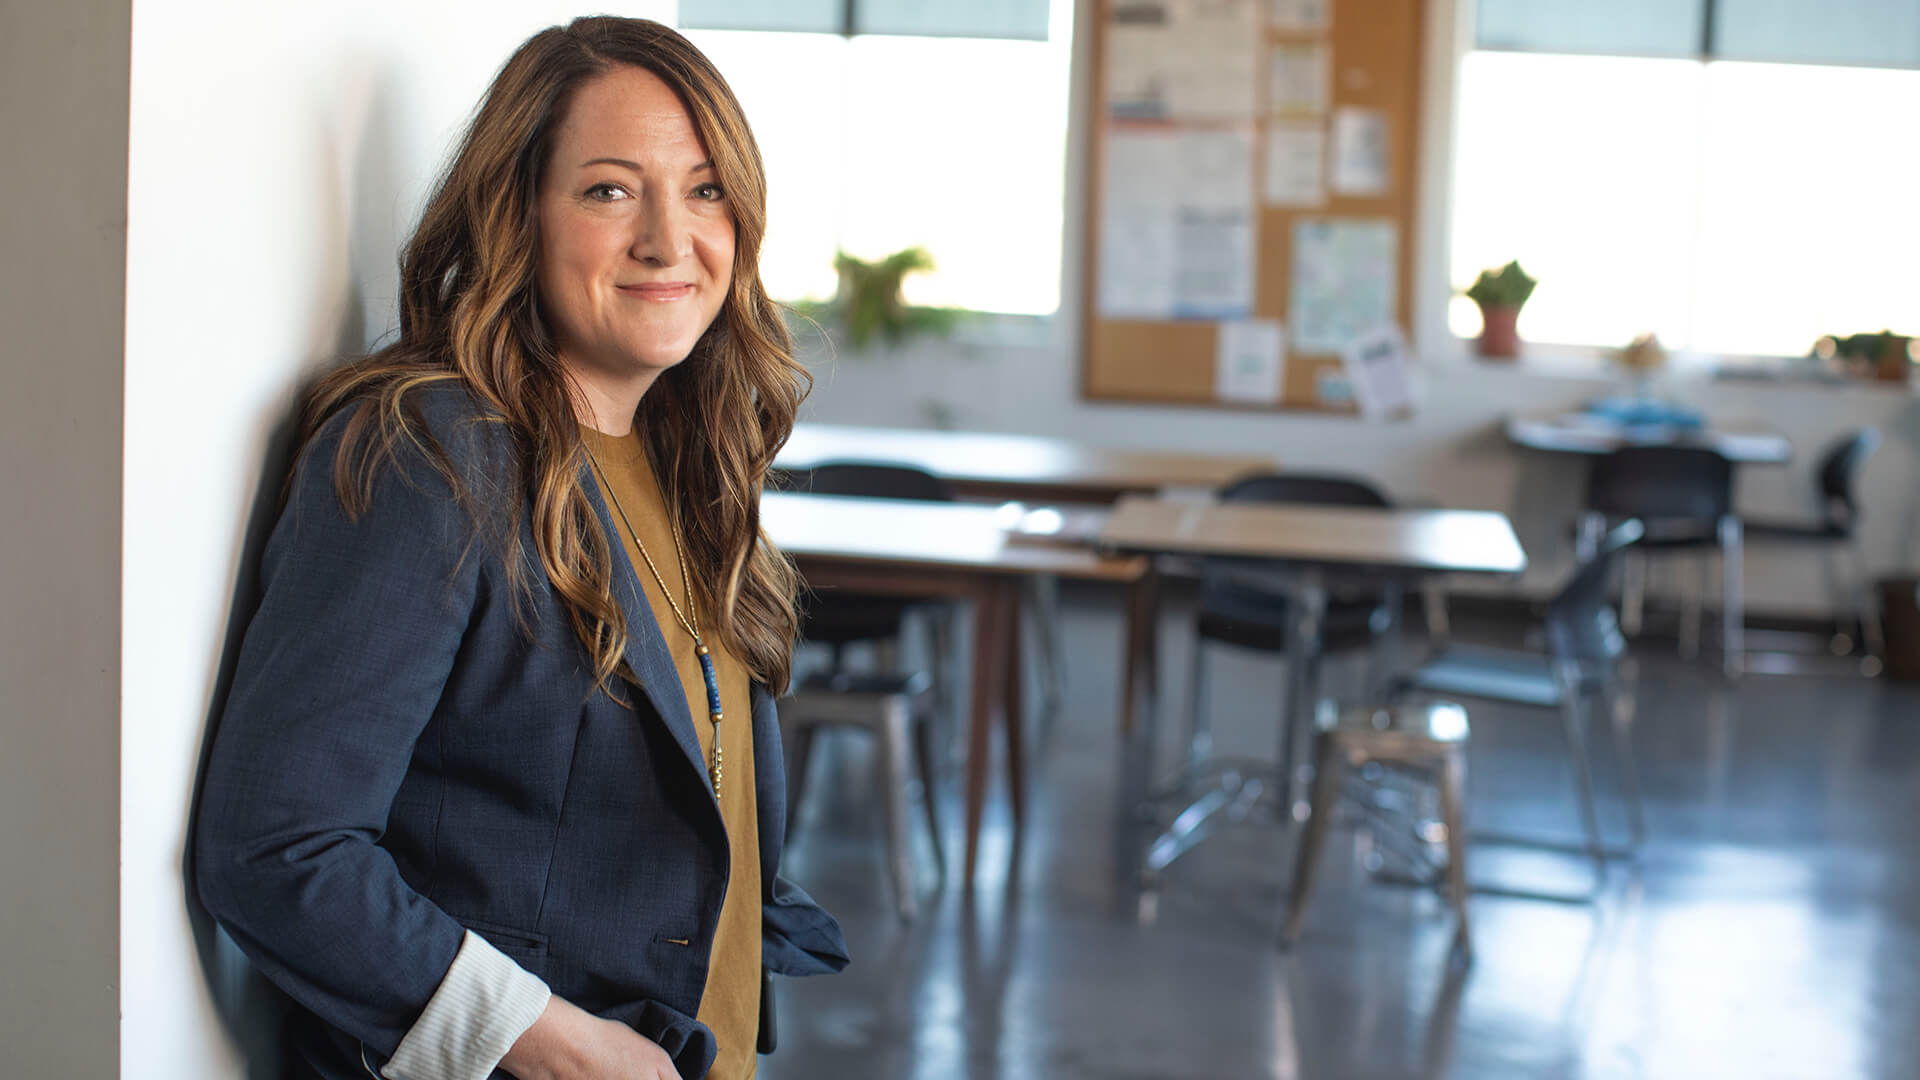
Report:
1096,496,1526,896
779,423,1276,503
1505,409,1792,464
763,492,1154,888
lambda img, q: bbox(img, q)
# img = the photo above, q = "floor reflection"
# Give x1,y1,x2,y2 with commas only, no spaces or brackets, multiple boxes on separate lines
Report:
767,591,1920,1079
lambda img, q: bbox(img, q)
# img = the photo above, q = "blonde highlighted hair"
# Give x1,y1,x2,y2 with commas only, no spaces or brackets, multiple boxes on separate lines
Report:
304,16,808,694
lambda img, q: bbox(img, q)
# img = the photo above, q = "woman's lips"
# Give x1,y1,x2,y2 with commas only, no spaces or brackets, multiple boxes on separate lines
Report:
617,283,694,301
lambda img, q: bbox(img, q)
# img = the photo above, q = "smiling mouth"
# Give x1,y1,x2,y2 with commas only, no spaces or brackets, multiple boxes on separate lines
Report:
617,283,695,301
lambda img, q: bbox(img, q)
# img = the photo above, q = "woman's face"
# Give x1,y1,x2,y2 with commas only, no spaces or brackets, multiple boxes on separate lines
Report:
536,64,735,394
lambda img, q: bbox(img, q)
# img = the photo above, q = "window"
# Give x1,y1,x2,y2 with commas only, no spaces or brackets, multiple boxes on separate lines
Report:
674,3,1074,316
1448,4,1920,358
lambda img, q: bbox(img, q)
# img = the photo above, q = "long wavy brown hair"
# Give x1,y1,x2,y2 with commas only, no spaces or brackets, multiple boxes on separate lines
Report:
303,16,809,695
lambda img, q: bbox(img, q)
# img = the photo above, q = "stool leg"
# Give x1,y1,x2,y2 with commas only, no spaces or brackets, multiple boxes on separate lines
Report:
1281,734,1345,947
878,695,918,921
1437,748,1471,956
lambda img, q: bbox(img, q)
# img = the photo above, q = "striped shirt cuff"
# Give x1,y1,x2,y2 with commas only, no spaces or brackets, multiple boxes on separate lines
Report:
383,930,552,1080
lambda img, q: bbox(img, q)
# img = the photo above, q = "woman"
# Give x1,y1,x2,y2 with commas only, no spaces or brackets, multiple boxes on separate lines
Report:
194,17,845,1080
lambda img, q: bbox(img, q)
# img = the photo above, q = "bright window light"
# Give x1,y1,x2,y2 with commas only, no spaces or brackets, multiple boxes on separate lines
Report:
1449,50,1920,358
683,8,1073,315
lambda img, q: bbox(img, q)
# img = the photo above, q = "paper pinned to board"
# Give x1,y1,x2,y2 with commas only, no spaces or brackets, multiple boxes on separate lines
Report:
1329,106,1390,197
1263,122,1325,207
1108,0,1260,120
1266,42,1329,114
1269,0,1329,31
1098,127,1257,319
1215,319,1286,404
1289,218,1396,353
1341,324,1415,419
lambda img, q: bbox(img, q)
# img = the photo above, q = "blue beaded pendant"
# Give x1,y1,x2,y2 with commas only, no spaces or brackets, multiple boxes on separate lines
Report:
696,642,723,795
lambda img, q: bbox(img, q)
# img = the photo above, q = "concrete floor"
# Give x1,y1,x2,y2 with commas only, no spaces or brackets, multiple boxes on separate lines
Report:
765,585,1920,1080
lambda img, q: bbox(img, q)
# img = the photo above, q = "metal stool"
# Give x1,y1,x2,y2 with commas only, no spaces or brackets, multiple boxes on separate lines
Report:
1281,701,1471,956
780,670,944,921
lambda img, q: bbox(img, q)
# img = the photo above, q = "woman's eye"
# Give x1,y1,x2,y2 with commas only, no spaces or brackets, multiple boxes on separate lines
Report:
693,183,726,202
585,183,629,202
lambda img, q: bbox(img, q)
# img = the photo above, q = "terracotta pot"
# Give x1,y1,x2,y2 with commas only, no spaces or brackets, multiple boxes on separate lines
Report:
1475,302,1521,358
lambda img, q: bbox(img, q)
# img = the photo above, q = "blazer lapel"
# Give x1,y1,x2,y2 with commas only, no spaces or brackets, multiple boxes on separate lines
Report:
581,469,715,799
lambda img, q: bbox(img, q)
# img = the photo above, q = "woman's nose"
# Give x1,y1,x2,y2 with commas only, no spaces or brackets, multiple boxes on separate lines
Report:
629,194,689,267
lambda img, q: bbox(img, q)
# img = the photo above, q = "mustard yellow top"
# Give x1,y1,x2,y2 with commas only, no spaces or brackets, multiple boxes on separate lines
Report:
581,425,760,1080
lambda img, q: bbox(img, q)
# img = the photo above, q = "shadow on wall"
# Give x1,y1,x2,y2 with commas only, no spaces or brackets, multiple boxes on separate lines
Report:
181,51,402,1078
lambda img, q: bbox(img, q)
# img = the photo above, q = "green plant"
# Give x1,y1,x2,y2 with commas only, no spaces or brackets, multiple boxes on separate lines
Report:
790,246,963,348
1465,260,1538,309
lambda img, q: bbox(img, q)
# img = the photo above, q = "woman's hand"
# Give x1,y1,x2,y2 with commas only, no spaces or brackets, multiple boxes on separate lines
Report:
500,995,682,1080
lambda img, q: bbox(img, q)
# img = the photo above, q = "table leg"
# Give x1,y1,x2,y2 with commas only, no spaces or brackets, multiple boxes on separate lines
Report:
1120,569,1160,742
1279,577,1328,820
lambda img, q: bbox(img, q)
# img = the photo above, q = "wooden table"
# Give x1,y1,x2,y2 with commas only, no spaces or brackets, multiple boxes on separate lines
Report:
779,423,1276,503
763,492,1154,887
1097,496,1526,892
1505,409,1792,464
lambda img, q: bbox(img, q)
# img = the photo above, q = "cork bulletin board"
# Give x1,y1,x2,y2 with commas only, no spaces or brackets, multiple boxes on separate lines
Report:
1079,0,1427,412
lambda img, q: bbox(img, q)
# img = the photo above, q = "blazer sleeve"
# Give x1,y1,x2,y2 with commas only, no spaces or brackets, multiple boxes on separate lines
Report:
194,403,503,1060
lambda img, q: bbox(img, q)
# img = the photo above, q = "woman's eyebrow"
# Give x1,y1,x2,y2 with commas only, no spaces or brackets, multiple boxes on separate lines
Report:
578,157,716,174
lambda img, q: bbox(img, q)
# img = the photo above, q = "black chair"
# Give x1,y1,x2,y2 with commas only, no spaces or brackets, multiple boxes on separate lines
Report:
791,463,957,668
1180,473,1399,784
1389,520,1646,895
1744,429,1883,670
1579,446,1741,675
780,462,956,919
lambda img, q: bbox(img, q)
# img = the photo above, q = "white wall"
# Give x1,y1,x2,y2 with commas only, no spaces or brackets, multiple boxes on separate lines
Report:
120,3,669,1076
0,2,129,1075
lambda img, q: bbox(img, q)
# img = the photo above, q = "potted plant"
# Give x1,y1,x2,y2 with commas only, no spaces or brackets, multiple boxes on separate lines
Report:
1464,260,1537,359
791,246,962,350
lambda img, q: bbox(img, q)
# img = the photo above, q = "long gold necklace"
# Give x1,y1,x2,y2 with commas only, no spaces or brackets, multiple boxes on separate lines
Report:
583,442,725,797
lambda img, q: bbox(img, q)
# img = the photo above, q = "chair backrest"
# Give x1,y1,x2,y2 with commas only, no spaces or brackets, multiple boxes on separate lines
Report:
1545,519,1643,669
1815,428,1880,532
798,462,956,503
1204,473,1394,621
1220,472,1391,508
1584,446,1733,524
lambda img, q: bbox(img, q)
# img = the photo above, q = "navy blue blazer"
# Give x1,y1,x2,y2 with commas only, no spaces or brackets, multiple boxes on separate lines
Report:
194,386,847,1079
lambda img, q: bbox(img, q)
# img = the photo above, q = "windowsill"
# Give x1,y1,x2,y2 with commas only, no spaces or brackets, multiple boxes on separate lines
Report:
1432,335,1916,393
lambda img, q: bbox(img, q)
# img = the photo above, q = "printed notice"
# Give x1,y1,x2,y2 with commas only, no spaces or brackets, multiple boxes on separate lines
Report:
1098,128,1257,319
1098,129,1180,318
1329,106,1390,197
1341,324,1415,418
1263,123,1325,207
1108,0,1259,120
1267,42,1329,114
1215,320,1286,404
1270,0,1329,31
1289,219,1396,353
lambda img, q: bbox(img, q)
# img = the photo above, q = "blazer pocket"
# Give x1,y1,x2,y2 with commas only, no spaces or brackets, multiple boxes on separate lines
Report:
460,917,549,967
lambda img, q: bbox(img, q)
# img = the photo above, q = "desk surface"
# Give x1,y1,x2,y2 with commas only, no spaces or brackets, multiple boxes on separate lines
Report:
1506,410,1792,464
765,492,1148,582
779,423,1274,497
1097,495,1527,577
